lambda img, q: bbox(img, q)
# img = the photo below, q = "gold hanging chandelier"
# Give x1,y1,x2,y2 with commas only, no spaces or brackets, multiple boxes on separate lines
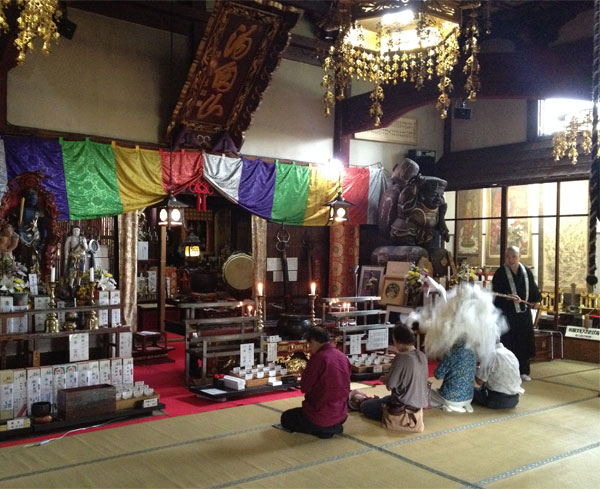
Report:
552,111,597,165
321,0,485,126
0,0,62,65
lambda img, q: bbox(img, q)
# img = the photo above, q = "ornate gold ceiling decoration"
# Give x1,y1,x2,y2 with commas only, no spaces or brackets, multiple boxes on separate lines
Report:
167,0,299,151
321,0,485,126
553,110,597,165
0,0,62,64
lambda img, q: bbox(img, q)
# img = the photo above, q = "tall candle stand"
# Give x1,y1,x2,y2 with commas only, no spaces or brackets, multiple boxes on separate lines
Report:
308,294,317,327
256,294,265,332
85,288,99,330
44,282,60,333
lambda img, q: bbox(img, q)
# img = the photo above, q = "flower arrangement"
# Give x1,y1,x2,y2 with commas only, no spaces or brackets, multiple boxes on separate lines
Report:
0,261,30,294
75,268,118,305
457,262,477,283
405,263,427,306
95,270,118,291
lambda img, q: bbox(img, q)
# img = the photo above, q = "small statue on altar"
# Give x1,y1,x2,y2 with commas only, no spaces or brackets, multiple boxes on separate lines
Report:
0,222,19,276
64,226,88,278
18,212,42,274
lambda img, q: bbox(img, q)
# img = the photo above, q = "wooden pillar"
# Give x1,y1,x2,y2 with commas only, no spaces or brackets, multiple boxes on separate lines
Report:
251,215,267,292
526,99,539,142
333,89,351,165
0,70,6,132
499,186,508,265
329,222,359,297
443,112,452,157
159,225,167,333
554,182,561,330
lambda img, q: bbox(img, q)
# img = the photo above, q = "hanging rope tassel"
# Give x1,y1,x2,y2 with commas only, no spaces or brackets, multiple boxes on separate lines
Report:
587,0,600,289
188,158,213,211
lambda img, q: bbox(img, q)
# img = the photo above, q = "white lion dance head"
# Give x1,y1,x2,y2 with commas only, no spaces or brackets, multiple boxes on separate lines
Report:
406,283,508,368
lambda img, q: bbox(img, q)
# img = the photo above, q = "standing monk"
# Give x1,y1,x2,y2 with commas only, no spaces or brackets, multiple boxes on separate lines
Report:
492,246,541,381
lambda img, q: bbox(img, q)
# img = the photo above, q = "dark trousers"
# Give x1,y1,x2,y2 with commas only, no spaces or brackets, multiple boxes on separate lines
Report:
516,355,531,377
280,407,344,438
473,386,519,409
359,395,390,421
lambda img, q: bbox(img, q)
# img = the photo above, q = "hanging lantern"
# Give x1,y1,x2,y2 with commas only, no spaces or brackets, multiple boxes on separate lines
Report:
324,191,354,224
158,192,187,228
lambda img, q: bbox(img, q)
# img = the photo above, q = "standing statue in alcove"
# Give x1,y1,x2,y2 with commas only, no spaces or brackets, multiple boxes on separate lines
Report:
372,158,451,273
64,226,88,279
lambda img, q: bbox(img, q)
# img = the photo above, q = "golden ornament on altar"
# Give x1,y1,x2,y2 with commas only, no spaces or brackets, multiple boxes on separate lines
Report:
285,357,307,374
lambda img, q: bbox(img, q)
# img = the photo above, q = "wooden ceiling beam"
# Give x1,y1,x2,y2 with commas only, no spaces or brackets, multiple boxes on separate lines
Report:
66,1,209,35
282,34,328,66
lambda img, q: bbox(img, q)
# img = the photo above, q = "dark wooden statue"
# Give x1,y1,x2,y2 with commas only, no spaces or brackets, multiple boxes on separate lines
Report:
0,171,62,280
372,158,450,268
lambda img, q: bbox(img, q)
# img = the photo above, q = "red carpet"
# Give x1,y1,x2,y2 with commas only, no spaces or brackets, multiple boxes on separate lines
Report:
133,334,303,417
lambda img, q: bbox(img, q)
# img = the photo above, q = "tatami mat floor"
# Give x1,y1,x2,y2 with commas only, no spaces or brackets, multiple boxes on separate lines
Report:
0,359,598,489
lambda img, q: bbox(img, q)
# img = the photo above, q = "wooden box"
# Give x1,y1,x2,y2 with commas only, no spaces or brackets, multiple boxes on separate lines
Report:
57,384,116,420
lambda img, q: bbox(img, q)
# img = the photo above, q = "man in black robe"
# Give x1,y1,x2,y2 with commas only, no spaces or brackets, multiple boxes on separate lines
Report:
492,246,541,381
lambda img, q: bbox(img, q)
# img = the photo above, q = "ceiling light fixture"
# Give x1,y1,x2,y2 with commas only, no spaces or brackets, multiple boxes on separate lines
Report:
321,0,485,126
552,110,596,165
0,0,62,64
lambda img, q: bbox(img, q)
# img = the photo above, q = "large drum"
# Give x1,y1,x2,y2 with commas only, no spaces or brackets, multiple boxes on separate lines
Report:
222,253,253,290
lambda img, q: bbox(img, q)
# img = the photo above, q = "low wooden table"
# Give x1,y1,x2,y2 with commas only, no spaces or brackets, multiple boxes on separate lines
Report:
133,331,174,361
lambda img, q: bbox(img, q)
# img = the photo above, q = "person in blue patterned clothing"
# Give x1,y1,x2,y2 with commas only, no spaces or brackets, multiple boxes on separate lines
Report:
429,341,476,413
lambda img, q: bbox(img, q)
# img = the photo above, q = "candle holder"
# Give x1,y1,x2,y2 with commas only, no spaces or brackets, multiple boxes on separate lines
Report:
44,282,60,333
308,294,316,327
85,290,99,330
63,311,79,332
256,294,265,332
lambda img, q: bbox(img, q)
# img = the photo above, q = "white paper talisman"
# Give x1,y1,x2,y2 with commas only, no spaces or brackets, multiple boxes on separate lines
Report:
267,342,278,362
366,328,389,351
69,333,89,362
349,334,362,355
240,343,254,368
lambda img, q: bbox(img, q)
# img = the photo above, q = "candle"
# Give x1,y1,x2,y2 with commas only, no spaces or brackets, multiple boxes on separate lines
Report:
447,265,451,281
247,305,253,316
257,282,263,296
310,282,316,295
90,267,95,282
74,298,77,308
50,267,55,283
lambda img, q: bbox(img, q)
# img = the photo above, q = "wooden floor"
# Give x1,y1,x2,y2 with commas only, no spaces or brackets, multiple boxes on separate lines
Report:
0,359,598,489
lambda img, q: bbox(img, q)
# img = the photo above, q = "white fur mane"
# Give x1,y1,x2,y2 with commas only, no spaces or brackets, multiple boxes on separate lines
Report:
406,283,508,368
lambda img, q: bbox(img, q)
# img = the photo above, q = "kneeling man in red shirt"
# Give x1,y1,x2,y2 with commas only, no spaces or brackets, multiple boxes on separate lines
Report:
280,326,351,438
